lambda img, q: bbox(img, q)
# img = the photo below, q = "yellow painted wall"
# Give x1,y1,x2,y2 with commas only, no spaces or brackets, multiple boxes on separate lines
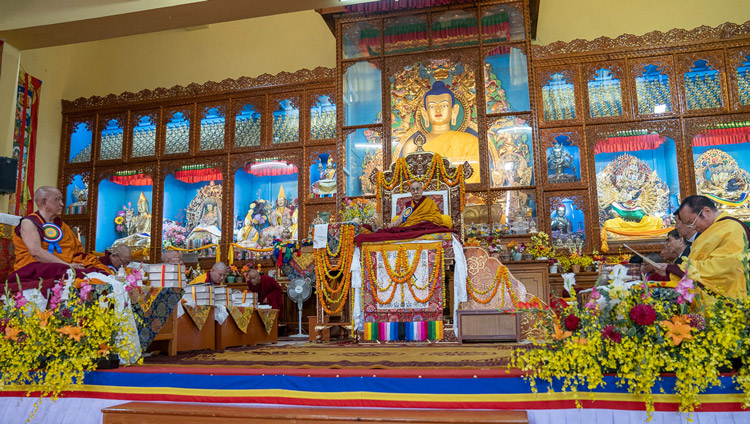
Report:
1,2,749,200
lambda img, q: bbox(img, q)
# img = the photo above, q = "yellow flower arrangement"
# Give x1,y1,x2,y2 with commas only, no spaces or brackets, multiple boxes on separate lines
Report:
510,283,750,421
527,232,553,258
0,279,138,422
114,216,124,225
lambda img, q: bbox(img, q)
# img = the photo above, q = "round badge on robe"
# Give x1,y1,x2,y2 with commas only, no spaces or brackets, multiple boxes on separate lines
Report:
402,206,414,223
43,223,64,254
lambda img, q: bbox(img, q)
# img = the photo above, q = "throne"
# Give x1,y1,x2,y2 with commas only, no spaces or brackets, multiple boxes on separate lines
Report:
369,151,474,247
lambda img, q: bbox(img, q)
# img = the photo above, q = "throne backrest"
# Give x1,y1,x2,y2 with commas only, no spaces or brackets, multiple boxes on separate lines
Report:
370,152,473,239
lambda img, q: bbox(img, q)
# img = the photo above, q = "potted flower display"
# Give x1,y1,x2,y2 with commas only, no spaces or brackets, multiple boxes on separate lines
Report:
508,241,526,261
549,257,559,274
528,231,553,260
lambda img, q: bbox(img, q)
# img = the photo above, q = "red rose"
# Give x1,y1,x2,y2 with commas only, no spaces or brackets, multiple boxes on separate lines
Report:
629,304,657,326
564,314,580,331
602,325,622,343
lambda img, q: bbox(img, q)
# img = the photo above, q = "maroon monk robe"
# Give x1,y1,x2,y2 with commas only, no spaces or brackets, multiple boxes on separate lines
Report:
247,275,284,312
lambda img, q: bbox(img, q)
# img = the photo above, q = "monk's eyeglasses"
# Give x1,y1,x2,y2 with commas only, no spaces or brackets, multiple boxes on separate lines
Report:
685,210,703,229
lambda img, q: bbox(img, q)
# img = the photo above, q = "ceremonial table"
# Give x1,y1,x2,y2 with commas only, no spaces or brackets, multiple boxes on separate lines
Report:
215,307,278,349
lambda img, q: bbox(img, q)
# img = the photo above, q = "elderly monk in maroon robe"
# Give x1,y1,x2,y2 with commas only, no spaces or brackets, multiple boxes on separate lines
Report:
246,269,284,312
8,186,104,294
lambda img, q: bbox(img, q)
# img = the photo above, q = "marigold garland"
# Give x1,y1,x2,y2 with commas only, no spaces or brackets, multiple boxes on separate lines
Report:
365,244,444,306
466,266,517,308
314,224,356,314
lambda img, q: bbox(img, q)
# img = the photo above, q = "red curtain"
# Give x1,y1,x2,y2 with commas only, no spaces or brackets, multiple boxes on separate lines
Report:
594,134,666,155
345,0,475,13
693,127,750,147
487,45,512,56
174,167,223,184
108,174,153,186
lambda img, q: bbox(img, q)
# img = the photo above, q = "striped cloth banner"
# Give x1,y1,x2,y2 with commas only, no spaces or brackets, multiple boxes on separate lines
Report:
364,321,442,341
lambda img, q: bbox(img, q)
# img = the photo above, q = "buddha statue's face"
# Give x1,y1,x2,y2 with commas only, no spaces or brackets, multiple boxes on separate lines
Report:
138,199,149,214
556,206,566,218
424,93,455,127
277,197,286,207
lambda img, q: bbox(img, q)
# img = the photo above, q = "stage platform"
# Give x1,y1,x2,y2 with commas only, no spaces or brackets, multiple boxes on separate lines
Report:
1,342,749,424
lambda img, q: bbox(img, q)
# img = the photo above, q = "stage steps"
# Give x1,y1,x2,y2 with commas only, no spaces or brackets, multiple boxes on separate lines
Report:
102,402,528,423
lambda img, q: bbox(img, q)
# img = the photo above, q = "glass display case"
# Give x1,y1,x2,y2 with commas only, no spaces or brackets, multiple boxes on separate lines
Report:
68,120,93,163
234,100,262,148
635,64,673,116
487,116,534,188
345,128,382,197
343,61,382,126
342,20,381,60
98,117,124,161
163,165,224,256
491,189,538,236
309,149,337,199
383,14,428,54
481,3,525,42
65,173,88,215
691,120,750,221
586,68,623,119
737,54,750,106
684,59,723,111
131,111,157,158
199,105,226,151
484,46,529,114
541,72,577,122
310,94,336,141
594,130,679,245
95,171,153,253
432,9,478,49
464,193,488,238
547,194,585,250
164,108,191,155
545,134,581,185
272,99,299,144
233,159,298,252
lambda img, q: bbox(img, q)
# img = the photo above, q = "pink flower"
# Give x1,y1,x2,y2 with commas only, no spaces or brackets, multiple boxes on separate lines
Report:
14,291,28,308
585,287,600,310
79,281,93,301
49,281,65,310
675,276,696,304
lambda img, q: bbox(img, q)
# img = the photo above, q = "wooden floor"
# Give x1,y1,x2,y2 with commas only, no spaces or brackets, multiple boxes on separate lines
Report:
102,402,528,424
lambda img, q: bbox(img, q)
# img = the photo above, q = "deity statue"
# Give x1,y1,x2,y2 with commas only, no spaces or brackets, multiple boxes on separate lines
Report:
71,185,88,207
547,141,578,183
597,154,669,238
394,81,481,183
550,205,573,234
695,148,750,220
112,192,152,249
270,186,290,227
313,158,336,197
186,197,222,246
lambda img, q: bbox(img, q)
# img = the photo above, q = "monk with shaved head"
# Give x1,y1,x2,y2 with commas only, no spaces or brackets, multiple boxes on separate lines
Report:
189,261,228,285
8,186,104,294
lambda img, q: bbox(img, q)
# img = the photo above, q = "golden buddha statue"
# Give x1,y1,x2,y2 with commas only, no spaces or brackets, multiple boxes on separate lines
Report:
111,192,152,249
393,81,480,183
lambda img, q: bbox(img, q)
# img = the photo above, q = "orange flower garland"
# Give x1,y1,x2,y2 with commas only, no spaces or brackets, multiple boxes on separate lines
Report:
466,266,518,308
314,224,356,315
365,244,444,306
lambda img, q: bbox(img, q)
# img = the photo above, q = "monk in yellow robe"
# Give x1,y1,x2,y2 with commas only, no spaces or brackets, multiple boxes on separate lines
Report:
189,261,228,285
8,186,104,294
399,81,480,184
390,182,452,229
656,195,749,301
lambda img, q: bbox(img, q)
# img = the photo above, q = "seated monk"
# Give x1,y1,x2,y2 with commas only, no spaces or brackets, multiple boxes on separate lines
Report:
389,182,452,229
8,186,104,294
246,269,284,312
162,250,184,265
72,245,132,275
189,261,228,285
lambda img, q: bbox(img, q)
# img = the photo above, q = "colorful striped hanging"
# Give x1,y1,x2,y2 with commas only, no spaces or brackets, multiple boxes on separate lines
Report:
364,321,442,341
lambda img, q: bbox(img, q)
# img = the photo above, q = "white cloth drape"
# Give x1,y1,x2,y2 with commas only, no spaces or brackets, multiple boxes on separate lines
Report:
451,235,468,336
350,246,363,331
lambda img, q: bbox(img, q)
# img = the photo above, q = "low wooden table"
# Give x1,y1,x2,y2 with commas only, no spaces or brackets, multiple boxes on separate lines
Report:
457,310,519,343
